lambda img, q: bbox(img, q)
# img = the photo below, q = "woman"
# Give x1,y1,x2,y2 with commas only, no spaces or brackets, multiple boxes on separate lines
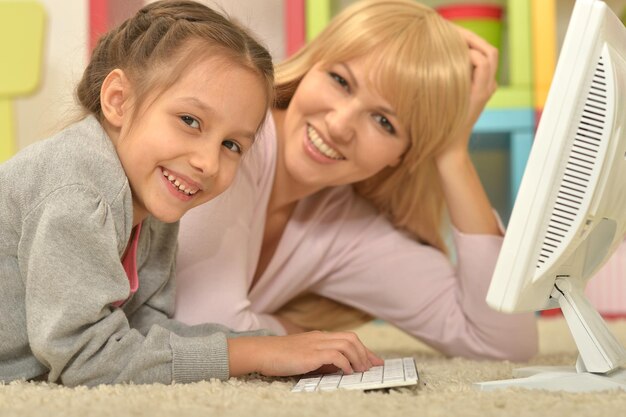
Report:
174,0,537,361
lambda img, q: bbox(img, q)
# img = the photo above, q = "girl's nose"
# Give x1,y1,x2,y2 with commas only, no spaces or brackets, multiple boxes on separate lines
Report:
190,141,220,178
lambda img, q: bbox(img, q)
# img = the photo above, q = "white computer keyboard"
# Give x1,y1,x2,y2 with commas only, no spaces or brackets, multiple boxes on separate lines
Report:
291,357,419,392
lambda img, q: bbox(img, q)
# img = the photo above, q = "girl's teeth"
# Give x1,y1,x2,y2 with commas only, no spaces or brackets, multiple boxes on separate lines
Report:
162,169,198,196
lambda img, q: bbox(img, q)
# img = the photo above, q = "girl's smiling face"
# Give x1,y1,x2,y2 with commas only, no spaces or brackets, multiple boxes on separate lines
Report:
278,57,410,192
104,55,268,225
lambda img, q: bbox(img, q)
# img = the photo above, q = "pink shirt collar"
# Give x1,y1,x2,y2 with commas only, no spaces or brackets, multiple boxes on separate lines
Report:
114,222,142,307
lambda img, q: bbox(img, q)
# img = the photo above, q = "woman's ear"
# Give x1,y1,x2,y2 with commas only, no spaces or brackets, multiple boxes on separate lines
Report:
100,69,130,128
388,156,402,168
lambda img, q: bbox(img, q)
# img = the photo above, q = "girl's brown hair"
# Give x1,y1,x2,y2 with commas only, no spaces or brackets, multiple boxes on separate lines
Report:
76,0,274,128
275,0,471,252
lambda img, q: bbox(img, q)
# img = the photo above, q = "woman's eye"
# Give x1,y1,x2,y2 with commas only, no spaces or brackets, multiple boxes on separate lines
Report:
329,72,349,91
222,139,242,154
181,115,200,129
373,114,396,134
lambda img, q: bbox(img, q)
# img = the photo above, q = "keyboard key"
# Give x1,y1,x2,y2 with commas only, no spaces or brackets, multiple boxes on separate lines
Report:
291,376,321,393
403,358,418,381
383,359,405,381
338,373,364,386
318,374,342,391
291,357,420,392
361,367,384,383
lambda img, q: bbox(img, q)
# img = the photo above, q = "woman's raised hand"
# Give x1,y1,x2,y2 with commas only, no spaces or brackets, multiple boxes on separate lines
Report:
456,26,499,130
228,331,383,377
436,26,499,162
434,26,502,236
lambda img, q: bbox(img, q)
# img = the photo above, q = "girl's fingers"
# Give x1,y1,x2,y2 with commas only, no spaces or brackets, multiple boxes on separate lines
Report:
335,331,372,367
318,349,353,374
313,335,383,373
255,331,379,377
367,349,384,366
317,337,370,372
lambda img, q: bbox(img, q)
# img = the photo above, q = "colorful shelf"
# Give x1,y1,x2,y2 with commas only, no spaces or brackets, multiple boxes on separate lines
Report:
0,1,46,163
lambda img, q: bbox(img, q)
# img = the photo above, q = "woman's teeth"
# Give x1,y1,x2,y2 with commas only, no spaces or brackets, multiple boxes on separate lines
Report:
307,126,344,160
162,170,198,196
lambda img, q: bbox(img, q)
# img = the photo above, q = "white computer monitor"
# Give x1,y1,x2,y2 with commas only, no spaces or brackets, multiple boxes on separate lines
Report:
476,0,626,392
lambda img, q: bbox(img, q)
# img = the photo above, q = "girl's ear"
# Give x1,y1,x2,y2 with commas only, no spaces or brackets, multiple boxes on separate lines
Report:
100,69,130,128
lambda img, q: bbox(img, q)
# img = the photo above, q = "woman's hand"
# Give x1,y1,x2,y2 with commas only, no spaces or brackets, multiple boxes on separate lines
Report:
439,26,499,162
228,331,383,377
458,26,499,133
434,26,501,236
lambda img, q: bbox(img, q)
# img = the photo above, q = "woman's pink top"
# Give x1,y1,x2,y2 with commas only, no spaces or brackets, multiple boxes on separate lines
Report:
175,114,538,361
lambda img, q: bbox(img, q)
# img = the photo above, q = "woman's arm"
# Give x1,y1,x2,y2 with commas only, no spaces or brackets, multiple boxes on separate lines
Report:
436,27,501,235
306,201,538,362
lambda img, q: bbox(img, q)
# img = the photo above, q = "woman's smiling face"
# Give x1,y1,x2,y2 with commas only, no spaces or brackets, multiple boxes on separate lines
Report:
279,57,410,191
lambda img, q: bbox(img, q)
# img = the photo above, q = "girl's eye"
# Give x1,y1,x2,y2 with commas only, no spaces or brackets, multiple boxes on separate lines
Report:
222,139,242,154
373,114,396,134
329,72,349,91
181,115,200,129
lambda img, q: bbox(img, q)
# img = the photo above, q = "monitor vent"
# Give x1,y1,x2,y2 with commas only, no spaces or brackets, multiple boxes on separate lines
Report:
536,57,607,270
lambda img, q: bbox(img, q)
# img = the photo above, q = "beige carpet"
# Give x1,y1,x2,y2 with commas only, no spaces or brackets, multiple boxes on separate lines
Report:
3,317,626,417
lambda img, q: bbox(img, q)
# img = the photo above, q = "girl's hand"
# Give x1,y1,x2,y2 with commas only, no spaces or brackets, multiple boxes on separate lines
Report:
228,331,383,377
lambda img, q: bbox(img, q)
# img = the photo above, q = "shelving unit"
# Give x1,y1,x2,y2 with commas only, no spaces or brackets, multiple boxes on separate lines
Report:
0,1,45,164
285,0,305,56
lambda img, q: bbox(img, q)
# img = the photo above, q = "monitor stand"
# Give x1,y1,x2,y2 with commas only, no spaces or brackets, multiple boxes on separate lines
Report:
475,279,626,392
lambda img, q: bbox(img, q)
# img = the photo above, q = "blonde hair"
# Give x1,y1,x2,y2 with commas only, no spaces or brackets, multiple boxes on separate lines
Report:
275,0,471,252
76,0,274,128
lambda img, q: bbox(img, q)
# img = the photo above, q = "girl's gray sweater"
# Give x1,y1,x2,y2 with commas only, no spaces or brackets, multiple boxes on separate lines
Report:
0,116,267,386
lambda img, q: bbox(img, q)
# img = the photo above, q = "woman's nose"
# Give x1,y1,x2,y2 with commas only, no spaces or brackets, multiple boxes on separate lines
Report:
325,103,357,143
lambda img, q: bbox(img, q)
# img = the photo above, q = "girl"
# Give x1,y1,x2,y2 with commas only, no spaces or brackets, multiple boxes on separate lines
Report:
175,0,538,361
0,0,379,387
